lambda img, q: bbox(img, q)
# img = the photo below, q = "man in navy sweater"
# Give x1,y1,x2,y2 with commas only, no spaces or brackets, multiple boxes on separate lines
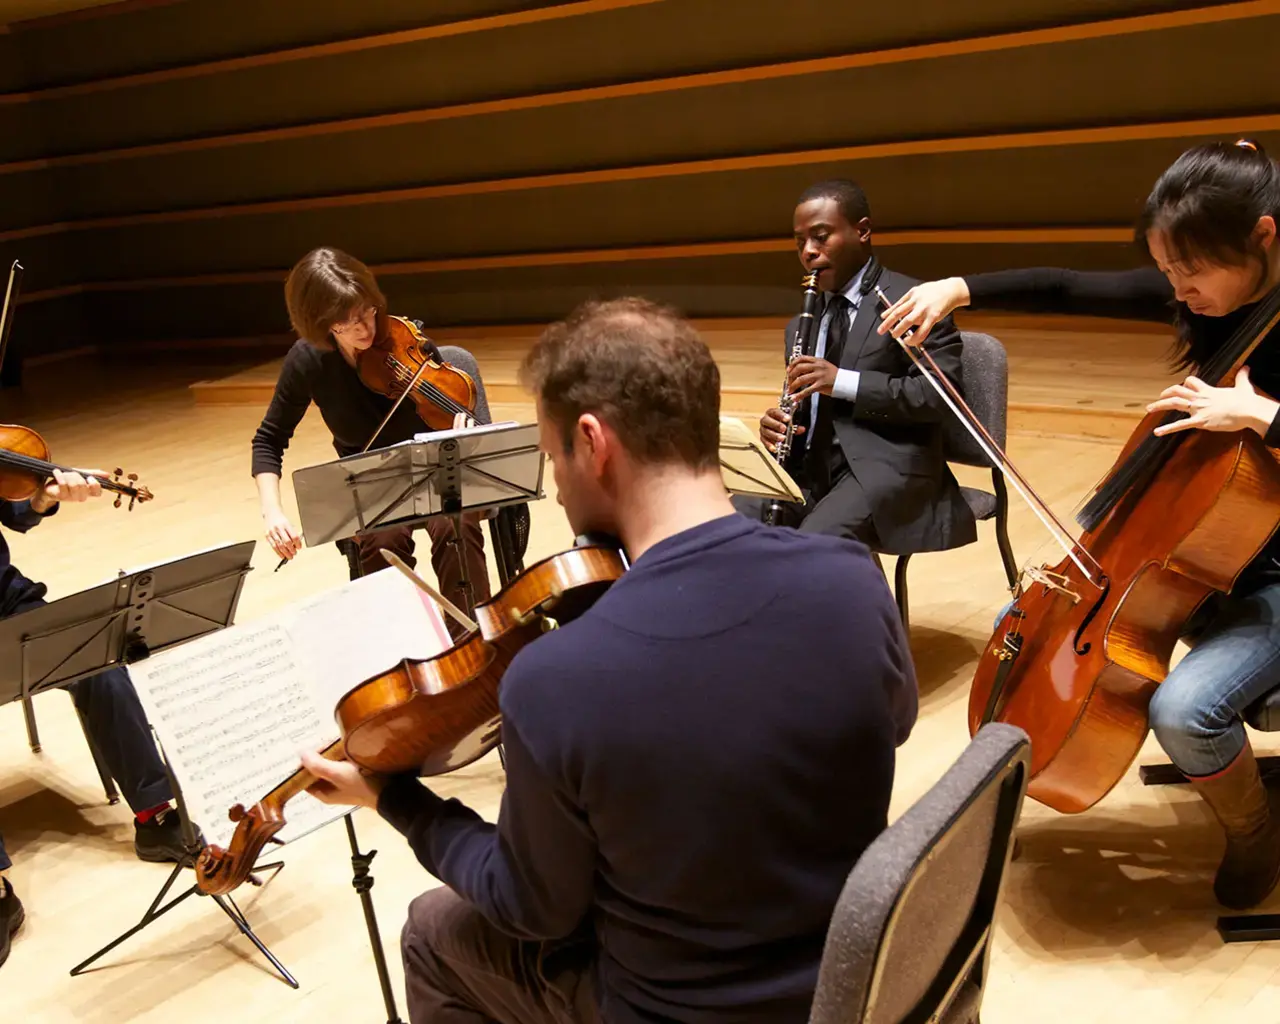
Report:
304,298,919,1024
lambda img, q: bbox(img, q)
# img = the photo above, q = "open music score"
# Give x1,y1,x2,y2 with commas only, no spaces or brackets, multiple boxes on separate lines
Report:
128,568,453,851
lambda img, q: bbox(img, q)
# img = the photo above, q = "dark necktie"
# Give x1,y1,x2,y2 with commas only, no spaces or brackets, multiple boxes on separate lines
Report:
804,295,852,493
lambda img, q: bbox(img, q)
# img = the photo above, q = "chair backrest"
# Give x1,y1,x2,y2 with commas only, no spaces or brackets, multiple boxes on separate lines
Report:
809,722,1030,1024
942,332,1009,468
438,344,493,426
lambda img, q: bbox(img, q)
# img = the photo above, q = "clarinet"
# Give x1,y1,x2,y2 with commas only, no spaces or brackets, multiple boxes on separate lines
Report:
765,271,822,526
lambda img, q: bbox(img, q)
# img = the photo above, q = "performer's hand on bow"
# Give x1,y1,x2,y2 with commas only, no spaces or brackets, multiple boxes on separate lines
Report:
301,750,386,811
760,407,804,454
1149,367,1280,437
31,467,106,512
787,356,840,401
877,277,970,346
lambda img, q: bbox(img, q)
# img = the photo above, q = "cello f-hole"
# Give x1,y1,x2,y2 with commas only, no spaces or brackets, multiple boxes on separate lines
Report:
1072,576,1111,656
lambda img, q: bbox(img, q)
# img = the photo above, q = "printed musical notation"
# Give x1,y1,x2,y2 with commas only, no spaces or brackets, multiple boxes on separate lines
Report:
128,619,352,850
126,567,452,852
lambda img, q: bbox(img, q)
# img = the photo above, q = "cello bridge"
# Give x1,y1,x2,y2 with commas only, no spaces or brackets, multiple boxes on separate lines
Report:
1021,565,1081,603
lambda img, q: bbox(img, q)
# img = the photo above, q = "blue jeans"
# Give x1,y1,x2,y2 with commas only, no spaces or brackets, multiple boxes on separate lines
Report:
993,582,1280,778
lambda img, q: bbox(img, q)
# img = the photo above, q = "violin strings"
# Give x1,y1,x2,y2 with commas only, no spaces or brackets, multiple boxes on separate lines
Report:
384,355,472,418
0,449,130,492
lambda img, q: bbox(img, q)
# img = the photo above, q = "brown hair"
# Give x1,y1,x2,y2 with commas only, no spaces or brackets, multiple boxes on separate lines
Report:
519,298,721,470
284,247,387,349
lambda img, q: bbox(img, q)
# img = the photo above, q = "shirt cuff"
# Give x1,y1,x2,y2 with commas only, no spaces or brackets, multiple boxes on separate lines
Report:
832,368,860,403
377,774,447,838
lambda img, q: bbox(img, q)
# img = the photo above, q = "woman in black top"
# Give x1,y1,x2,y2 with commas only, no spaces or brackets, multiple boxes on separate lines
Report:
251,247,491,630
881,140,1280,911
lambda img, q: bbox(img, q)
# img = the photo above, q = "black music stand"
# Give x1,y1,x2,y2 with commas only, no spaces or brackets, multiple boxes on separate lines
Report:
291,422,544,1024
293,422,544,617
717,416,803,505
0,541,291,985
0,542,256,750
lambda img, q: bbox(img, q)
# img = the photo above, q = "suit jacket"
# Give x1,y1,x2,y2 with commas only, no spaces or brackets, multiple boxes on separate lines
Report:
784,260,976,554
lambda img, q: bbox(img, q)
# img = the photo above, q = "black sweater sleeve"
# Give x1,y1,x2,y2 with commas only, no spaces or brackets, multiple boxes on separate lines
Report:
250,343,315,478
964,266,1175,324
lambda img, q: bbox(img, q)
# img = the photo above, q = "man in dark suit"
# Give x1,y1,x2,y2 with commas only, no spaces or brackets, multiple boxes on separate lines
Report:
735,179,975,555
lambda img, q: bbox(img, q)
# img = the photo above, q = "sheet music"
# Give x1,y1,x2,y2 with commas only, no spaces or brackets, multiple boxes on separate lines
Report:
127,569,453,851
409,419,523,445
284,568,452,711
128,619,350,850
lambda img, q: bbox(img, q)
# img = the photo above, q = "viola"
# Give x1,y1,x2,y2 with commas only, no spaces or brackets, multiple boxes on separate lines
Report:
357,315,478,434
0,423,152,509
194,542,627,895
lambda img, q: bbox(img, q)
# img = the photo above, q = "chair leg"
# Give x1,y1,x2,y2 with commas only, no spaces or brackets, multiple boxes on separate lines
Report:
894,554,911,631
1140,757,1280,786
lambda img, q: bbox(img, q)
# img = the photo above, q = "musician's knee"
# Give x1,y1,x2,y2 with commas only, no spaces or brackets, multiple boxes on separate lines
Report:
402,885,493,977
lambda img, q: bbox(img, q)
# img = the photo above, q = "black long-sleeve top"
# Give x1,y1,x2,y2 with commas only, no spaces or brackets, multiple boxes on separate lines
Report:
250,322,442,478
378,514,918,1024
964,266,1280,590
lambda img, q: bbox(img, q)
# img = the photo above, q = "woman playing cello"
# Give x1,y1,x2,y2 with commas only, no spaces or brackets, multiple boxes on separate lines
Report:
879,139,1280,910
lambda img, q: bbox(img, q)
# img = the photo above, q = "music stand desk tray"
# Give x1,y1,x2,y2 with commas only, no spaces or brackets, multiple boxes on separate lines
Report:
719,416,802,502
292,421,544,548
0,540,254,703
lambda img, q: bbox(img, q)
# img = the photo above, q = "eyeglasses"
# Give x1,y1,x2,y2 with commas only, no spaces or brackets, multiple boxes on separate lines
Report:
331,306,377,335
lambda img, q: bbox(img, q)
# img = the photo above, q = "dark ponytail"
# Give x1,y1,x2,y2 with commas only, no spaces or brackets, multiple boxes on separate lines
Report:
1137,139,1280,369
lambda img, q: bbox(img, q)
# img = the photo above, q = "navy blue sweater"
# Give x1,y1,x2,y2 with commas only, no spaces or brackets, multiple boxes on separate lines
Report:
1,499,55,615
379,513,917,1024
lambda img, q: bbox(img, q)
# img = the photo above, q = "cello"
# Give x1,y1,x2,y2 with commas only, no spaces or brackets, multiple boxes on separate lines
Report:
194,540,626,895
874,282,1280,813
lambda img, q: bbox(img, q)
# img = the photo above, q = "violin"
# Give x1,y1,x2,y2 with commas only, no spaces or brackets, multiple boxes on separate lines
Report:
0,423,152,509
357,315,478,433
194,541,627,895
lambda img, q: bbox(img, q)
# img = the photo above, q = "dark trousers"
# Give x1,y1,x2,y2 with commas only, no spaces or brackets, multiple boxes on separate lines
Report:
350,513,491,639
732,468,877,543
402,887,599,1024
0,595,172,870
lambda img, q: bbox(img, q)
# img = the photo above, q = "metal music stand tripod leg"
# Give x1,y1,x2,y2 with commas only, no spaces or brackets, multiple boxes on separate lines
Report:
343,553,408,1024
70,737,292,986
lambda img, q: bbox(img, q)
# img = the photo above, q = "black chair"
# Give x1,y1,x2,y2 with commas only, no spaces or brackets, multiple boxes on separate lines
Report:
1138,689,1280,943
886,331,1017,630
809,723,1030,1024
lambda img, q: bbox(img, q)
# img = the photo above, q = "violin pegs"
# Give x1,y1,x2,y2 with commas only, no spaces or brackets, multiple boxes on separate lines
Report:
113,494,122,509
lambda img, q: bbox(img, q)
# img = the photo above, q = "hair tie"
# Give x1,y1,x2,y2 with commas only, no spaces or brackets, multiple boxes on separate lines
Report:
1235,139,1259,152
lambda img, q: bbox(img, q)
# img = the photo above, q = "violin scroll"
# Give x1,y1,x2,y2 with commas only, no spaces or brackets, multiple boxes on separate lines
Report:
108,468,153,510
195,801,288,895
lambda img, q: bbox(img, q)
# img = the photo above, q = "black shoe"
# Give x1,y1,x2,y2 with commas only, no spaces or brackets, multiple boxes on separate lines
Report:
134,808,205,865
0,880,24,969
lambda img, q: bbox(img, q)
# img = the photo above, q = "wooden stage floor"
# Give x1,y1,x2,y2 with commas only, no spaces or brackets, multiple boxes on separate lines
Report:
188,313,1183,443
4,341,1279,1024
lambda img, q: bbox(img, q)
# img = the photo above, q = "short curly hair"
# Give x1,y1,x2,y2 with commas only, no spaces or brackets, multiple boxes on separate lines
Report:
519,298,721,470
